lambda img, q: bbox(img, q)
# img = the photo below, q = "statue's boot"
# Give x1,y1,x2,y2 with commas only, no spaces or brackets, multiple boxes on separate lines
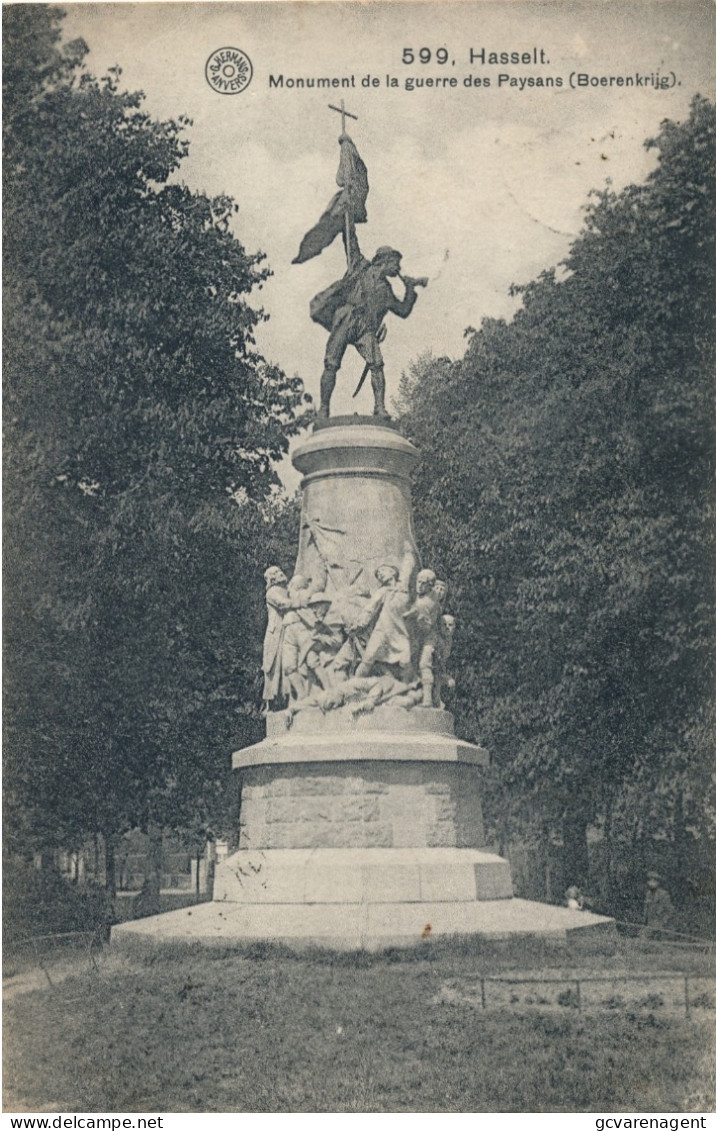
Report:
319,367,336,418
371,366,391,419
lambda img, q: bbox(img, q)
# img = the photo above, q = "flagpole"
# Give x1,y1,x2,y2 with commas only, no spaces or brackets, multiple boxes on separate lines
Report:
328,99,358,273
345,208,352,273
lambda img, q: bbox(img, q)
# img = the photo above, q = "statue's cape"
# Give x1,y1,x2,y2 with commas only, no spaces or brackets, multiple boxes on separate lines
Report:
309,257,369,330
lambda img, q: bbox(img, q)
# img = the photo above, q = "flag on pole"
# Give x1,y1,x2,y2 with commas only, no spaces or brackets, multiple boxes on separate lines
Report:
292,136,368,265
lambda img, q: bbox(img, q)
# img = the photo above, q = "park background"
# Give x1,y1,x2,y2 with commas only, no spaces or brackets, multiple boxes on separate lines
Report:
4,0,714,953
3,0,715,1114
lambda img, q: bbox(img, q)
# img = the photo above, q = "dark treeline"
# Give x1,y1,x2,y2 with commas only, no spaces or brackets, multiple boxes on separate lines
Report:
397,96,715,926
3,5,307,914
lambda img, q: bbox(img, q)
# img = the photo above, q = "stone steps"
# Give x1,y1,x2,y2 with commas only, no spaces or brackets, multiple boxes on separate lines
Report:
112,895,614,951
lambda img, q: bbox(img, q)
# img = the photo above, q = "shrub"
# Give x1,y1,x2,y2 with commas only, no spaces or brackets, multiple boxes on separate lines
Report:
3,857,115,947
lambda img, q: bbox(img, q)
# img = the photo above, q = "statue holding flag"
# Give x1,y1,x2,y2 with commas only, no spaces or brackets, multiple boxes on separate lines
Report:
293,104,427,419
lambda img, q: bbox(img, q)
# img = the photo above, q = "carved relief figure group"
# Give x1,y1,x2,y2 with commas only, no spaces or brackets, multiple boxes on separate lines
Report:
261,546,455,718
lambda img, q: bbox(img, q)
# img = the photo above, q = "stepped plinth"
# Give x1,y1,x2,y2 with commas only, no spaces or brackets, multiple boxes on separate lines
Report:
114,420,613,950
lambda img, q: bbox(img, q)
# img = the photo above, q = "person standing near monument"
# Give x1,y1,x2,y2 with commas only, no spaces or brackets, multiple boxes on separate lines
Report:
641,871,674,938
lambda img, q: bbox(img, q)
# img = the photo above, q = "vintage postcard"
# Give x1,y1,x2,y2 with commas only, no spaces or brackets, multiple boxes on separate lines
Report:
4,0,714,1117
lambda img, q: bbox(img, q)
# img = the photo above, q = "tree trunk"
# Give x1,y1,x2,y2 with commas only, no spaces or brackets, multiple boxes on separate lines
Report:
497,806,511,859
562,807,590,890
538,821,552,902
104,833,117,902
672,790,689,913
139,824,163,916
602,794,614,909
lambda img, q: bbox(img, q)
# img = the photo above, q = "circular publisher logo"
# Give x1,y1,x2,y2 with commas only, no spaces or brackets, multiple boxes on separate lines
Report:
205,47,253,95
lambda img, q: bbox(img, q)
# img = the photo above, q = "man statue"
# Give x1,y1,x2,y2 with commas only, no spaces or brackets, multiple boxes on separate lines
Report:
434,613,456,708
286,673,422,726
310,223,427,418
352,544,416,680
261,566,292,709
281,575,326,701
405,568,442,707
261,566,315,710
433,578,448,609
293,117,428,418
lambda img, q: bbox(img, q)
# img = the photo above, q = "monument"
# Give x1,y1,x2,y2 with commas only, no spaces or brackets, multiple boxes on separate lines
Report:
114,106,612,949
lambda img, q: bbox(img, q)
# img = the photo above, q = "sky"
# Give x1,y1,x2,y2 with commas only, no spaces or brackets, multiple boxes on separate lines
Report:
62,0,714,483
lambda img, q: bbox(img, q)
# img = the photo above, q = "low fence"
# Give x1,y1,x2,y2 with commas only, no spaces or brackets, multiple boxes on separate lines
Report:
3,930,102,989
439,971,716,1016
612,917,715,948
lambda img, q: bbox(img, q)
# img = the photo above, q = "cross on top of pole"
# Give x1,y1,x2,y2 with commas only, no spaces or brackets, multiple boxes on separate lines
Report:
328,99,358,135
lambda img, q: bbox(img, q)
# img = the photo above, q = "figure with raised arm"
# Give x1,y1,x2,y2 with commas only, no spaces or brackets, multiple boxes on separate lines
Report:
281,575,329,700
311,225,426,418
262,567,317,709
292,103,427,419
352,542,416,680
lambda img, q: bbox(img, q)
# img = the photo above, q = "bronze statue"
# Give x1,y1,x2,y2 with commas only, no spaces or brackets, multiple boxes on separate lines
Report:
311,234,426,418
293,102,427,418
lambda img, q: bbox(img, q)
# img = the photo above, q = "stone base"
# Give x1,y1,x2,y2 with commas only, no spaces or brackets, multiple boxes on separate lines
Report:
214,847,514,903
112,894,614,952
235,709,489,771
112,845,614,952
236,762,490,850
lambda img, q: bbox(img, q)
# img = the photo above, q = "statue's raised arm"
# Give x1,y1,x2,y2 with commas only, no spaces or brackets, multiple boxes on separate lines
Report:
293,104,427,419
341,201,363,273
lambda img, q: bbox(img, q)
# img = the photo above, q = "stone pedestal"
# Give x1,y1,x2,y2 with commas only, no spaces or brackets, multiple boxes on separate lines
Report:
224,695,511,911
291,417,421,586
113,419,613,950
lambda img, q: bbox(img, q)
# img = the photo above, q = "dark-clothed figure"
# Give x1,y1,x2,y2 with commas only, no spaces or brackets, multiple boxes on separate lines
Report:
310,228,424,418
641,871,674,938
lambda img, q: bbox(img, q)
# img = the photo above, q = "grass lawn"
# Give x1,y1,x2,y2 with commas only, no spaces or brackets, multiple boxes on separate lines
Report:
4,938,714,1113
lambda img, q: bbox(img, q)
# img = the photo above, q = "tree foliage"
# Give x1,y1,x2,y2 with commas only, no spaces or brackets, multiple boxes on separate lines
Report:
3,6,310,859
399,98,715,894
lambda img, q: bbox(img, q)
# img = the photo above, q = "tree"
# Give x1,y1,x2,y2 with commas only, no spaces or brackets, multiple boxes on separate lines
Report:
3,5,310,890
399,98,715,906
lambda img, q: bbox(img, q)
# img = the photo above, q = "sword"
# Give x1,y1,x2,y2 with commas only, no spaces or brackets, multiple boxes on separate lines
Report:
352,273,428,399
352,322,387,398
